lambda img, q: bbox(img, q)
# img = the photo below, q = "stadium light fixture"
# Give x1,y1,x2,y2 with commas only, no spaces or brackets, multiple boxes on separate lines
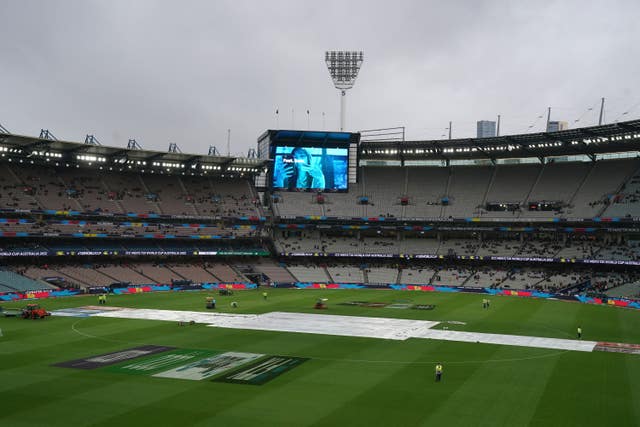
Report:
325,51,364,131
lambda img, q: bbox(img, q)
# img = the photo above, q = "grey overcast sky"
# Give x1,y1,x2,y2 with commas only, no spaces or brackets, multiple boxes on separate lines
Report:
1,0,639,156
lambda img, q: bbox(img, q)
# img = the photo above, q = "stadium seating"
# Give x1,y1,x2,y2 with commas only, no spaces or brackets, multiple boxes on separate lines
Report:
0,219,256,239
16,262,258,288
326,266,364,283
168,264,219,283
140,175,195,216
5,158,640,221
569,159,638,217
465,267,508,288
362,167,406,217
602,167,640,217
398,266,437,285
286,265,331,282
254,260,297,283
54,265,115,287
432,266,473,286
499,268,547,289
270,159,640,220
595,241,639,261
274,192,324,217
133,263,180,284
555,240,602,259
442,166,493,218
22,266,65,284
522,161,591,217
96,265,153,285
366,267,399,284
4,151,640,306
206,263,248,282
485,164,541,209
0,163,259,218
0,268,55,291
323,181,367,217
274,230,638,262
437,239,479,256
404,167,449,218
476,239,521,257
0,166,51,210
605,281,640,298
517,240,561,257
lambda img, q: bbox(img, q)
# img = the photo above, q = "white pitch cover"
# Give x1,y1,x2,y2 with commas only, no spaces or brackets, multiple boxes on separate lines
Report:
93,308,598,352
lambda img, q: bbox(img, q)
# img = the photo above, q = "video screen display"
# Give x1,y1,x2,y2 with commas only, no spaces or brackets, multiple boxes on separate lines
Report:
272,145,348,192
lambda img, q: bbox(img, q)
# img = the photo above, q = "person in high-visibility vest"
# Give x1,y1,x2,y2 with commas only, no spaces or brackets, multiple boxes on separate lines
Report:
435,363,443,382
577,326,582,339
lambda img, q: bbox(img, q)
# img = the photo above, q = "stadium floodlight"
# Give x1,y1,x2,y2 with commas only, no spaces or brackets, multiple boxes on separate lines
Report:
325,51,364,131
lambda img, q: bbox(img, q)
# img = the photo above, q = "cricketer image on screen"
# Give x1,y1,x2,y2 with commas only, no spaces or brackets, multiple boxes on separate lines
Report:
272,145,348,192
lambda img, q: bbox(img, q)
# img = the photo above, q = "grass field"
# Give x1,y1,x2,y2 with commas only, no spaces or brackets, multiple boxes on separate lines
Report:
2,288,640,427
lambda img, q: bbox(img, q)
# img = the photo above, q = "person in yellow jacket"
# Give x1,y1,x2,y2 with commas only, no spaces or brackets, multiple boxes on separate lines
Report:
435,363,443,382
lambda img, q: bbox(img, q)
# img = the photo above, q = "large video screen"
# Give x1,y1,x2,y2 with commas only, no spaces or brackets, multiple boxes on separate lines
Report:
272,145,348,192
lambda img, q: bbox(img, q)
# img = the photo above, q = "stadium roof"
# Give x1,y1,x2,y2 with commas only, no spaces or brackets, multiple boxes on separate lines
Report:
0,131,268,175
360,119,640,162
259,129,360,146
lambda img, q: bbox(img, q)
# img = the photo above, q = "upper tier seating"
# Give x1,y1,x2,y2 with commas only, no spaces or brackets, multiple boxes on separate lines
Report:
404,167,449,218
569,159,638,217
272,159,638,219
442,166,493,218
363,167,406,217
602,165,640,218
0,164,258,217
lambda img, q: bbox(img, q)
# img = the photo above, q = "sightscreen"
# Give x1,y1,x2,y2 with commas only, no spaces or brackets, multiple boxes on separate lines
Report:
272,145,348,192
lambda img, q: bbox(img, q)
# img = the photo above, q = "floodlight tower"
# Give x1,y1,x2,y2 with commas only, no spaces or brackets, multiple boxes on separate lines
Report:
325,51,364,131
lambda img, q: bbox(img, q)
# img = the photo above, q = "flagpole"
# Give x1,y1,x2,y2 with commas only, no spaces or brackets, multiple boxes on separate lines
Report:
275,108,279,128
307,110,310,129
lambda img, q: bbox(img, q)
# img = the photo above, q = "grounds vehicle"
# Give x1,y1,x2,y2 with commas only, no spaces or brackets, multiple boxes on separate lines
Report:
205,296,216,309
21,304,50,319
314,298,328,309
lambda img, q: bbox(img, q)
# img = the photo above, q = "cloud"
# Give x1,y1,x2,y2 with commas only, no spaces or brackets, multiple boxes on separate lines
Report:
0,0,638,153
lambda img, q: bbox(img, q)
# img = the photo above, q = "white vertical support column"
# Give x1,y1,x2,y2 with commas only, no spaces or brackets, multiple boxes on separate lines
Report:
340,90,346,131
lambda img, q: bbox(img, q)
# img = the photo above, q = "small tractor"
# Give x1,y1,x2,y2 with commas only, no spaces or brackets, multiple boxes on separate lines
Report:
314,298,328,309
21,304,50,319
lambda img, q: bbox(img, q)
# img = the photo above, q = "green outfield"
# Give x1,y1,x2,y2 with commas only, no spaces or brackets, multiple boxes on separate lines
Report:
1,289,640,426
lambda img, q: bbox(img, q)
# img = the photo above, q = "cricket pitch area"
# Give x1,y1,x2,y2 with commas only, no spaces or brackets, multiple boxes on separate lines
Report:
87,307,601,352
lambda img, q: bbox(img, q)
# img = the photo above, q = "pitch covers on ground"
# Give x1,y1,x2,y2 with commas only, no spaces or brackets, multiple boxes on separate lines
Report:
153,352,264,380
